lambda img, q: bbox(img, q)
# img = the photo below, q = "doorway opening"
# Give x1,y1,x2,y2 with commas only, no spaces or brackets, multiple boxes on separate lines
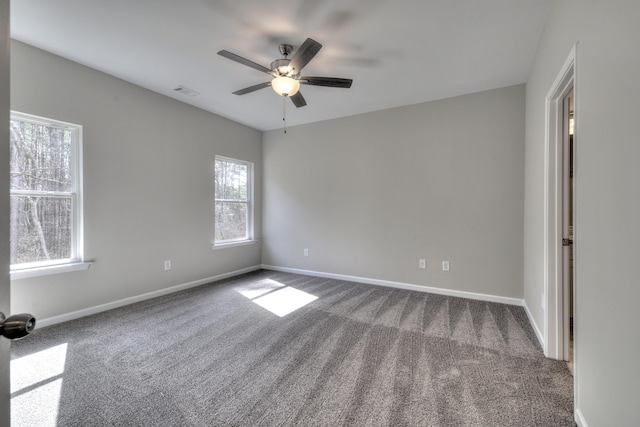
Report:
562,91,575,374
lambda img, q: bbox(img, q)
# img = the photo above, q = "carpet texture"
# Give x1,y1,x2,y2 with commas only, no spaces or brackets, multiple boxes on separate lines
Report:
11,270,575,426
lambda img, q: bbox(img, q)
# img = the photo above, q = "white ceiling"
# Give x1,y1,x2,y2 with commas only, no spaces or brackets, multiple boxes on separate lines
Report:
10,0,555,131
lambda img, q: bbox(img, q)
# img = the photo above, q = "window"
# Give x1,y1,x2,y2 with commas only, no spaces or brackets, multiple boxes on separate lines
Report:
214,156,253,246
9,112,84,273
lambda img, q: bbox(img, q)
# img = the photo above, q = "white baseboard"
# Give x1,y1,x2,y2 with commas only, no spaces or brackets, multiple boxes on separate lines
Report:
522,299,545,349
37,264,531,331
575,409,588,427
36,265,262,328
261,264,524,306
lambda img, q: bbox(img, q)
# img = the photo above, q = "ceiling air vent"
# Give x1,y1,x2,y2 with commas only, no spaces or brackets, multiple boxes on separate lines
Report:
173,85,200,97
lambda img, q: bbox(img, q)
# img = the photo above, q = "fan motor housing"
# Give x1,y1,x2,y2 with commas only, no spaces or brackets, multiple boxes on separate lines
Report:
278,44,293,56
271,58,297,77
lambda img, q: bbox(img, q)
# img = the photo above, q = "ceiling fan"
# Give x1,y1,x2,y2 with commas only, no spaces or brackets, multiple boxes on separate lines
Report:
217,38,353,108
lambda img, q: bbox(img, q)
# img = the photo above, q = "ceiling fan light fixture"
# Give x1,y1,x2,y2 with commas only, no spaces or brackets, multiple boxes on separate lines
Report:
219,38,351,109
272,76,300,96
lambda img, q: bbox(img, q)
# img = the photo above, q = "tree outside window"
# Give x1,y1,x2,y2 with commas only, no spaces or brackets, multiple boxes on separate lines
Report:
9,112,83,269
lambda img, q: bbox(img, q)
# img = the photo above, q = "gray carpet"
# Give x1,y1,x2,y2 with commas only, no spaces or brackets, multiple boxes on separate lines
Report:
11,270,575,426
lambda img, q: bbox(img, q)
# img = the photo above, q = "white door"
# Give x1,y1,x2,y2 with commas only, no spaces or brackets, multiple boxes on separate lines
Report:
1,1,12,424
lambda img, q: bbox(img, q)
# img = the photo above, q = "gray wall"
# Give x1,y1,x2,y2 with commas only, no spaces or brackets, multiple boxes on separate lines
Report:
524,0,640,424
263,85,525,299
10,41,263,320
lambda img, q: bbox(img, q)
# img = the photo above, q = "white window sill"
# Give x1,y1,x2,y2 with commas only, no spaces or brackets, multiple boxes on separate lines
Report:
212,240,258,250
10,261,93,280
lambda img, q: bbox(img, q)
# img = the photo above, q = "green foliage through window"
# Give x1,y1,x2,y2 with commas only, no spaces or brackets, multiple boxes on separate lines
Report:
215,157,252,243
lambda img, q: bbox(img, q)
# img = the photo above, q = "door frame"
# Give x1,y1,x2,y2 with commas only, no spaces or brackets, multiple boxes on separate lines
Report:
543,44,577,361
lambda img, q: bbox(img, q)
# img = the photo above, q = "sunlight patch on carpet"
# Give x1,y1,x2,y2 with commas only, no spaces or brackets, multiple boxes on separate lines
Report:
11,343,68,427
235,279,318,317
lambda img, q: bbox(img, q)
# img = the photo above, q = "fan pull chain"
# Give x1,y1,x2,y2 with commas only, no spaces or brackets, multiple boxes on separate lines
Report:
282,96,287,133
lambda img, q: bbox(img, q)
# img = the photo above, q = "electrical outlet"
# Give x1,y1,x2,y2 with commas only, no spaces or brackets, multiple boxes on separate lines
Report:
164,260,172,271
419,259,426,269
442,261,450,272
304,248,309,257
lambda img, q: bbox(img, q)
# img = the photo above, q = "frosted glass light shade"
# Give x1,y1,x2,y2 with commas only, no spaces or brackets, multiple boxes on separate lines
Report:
272,76,300,96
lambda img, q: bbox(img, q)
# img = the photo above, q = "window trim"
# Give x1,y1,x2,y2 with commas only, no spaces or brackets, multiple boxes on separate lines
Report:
211,239,258,250
213,155,254,247
9,111,86,277
10,261,92,280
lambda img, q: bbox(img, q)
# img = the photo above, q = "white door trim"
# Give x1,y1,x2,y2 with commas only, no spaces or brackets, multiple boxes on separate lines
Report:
543,44,577,360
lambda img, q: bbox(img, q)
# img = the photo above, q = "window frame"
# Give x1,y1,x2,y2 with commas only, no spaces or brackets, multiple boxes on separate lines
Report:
213,155,255,248
9,111,89,279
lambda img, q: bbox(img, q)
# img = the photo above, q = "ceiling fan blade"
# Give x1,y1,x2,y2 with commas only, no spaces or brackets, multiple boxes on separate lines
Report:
232,82,271,95
289,38,322,74
290,91,307,108
218,50,274,75
300,76,353,88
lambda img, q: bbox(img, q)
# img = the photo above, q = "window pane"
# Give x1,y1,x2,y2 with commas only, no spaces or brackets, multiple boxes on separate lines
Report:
10,196,72,265
215,202,247,241
10,120,72,192
215,159,247,201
